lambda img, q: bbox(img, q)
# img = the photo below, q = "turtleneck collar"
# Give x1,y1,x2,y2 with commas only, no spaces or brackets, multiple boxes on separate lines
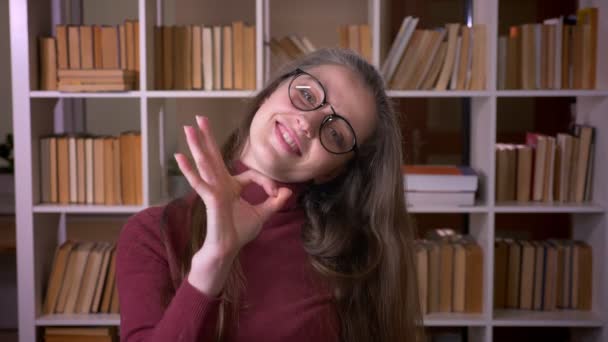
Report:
230,159,310,212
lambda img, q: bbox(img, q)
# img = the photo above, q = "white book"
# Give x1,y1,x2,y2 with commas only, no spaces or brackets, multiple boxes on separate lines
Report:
403,167,478,193
382,17,419,83
202,26,214,91
301,36,316,52
68,136,77,204
405,191,475,207
449,36,462,90
85,137,94,204
213,26,223,90
381,16,411,78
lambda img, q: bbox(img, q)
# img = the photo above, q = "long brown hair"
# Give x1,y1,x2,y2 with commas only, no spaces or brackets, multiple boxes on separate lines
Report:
162,48,423,341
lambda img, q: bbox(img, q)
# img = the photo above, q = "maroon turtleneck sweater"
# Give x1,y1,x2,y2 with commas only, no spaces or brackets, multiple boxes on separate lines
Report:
116,162,340,341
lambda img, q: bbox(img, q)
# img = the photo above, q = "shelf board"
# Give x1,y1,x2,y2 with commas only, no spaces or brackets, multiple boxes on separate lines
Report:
30,91,142,98
423,312,486,326
33,203,145,214
387,90,491,97
496,90,608,97
493,310,603,327
494,202,605,214
36,314,120,326
146,90,258,98
408,204,489,213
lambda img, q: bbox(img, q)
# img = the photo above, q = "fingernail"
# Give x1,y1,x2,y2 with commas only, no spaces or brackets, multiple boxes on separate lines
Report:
195,115,201,124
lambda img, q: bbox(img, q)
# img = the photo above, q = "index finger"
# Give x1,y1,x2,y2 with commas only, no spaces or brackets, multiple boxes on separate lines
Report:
195,115,223,164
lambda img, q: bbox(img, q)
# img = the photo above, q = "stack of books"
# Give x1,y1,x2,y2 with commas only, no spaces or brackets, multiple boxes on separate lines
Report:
382,17,487,90
495,124,594,203
415,229,483,314
39,132,142,206
494,238,592,311
153,21,256,90
39,19,140,91
497,7,598,90
57,69,136,92
337,24,372,63
44,327,118,342
403,165,479,206
43,241,119,315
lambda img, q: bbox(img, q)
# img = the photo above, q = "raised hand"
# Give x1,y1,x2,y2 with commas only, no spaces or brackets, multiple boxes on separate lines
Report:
174,115,292,296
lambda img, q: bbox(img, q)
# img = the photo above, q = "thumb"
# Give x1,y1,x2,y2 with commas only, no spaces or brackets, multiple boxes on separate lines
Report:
255,187,293,221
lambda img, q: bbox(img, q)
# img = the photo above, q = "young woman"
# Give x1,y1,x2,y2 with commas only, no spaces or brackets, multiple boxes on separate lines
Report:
116,48,422,342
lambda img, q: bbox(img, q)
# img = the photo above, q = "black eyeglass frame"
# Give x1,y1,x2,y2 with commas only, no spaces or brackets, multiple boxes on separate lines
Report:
285,68,359,155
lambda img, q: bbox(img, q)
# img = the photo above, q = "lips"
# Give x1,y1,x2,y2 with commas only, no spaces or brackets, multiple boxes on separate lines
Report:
275,121,301,156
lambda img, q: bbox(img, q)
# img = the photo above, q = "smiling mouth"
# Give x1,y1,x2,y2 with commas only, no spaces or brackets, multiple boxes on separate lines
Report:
275,122,301,156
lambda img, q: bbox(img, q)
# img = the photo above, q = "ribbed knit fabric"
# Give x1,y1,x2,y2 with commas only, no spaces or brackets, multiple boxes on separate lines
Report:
116,161,340,341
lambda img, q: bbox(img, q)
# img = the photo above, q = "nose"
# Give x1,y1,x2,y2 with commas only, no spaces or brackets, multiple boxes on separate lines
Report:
295,108,327,138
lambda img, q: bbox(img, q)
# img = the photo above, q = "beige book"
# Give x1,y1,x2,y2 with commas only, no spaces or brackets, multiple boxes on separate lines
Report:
359,24,372,63
134,133,142,204
464,241,483,313
67,26,81,69
213,26,223,90
92,244,114,313
57,83,132,92
162,26,174,89
112,138,122,205
505,26,521,89
455,26,471,90
93,26,103,69
134,20,140,74
75,244,104,313
43,241,76,314
119,24,127,70
515,145,533,202
222,25,233,89
101,26,119,69
348,24,360,53
427,241,440,313
76,137,86,204
192,25,203,89
420,41,447,90
79,26,94,69
57,136,70,204
62,242,96,314
232,21,244,90
413,30,446,90
438,241,453,312
125,20,135,71
495,144,509,202
103,137,115,205
542,136,556,202
435,23,460,90
519,241,535,310
540,24,550,89
469,24,487,90
173,26,185,89
40,137,51,203
532,135,548,201
573,126,593,203
452,241,466,312
39,37,58,90
506,240,521,308
119,133,133,205
337,25,348,49
415,241,429,314
100,248,117,313
56,25,69,69
389,29,423,89
243,25,256,90
532,242,545,310
183,26,192,90
93,137,105,204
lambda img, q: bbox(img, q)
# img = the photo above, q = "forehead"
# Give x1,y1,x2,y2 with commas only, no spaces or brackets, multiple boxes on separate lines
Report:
305,65,376,143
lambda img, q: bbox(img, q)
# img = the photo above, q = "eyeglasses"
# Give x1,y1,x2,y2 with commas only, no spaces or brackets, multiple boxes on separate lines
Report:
286,68,358,155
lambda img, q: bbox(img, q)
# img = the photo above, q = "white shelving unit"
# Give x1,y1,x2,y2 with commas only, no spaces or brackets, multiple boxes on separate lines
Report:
9,0,608,341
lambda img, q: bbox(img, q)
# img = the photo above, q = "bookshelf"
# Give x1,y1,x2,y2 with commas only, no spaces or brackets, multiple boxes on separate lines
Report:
9,0,607,341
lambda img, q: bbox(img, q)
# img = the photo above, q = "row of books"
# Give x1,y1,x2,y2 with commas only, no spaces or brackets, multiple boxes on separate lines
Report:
39,132,142,206
382,18,487,90
403,165,479,206
495,125,594,203
337,24,372,63
44,327,118,342
268,34,317,72
39,20,140,91
498,7,598,90
415,229,483,314
44,241,119,315
494,238,592,311
153,22,256,91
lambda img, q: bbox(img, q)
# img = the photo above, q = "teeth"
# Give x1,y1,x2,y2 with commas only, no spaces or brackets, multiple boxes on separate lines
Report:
279,125,298,152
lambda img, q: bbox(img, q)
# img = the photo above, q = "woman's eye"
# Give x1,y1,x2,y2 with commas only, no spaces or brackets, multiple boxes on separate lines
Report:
329,128,345,147
299,89,316,105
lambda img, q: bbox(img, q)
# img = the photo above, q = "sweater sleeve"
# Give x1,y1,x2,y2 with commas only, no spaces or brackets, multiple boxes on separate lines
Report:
116,212,221,342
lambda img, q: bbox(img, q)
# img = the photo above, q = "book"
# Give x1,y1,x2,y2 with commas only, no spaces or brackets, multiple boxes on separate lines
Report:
403,165,478,193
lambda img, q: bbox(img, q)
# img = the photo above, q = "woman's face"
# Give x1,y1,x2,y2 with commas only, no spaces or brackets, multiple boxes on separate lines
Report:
241,64,377,183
